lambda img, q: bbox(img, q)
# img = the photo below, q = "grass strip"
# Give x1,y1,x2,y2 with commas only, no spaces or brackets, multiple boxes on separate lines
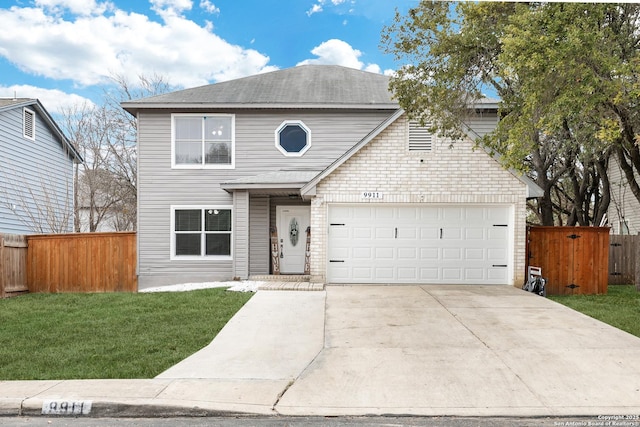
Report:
549,284,640,338
0,288,252,380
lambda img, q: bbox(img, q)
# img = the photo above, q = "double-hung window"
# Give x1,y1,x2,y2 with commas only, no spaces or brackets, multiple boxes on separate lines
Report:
172,206,232,259
172,114,234,168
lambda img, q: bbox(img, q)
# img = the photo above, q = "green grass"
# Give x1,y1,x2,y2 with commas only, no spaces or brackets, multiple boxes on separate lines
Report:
0,289,252,380
549,285,640,338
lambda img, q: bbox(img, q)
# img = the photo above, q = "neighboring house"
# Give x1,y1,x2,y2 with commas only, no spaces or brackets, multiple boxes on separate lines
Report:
608,155,640,235
122,65,542,289
0,98,82,234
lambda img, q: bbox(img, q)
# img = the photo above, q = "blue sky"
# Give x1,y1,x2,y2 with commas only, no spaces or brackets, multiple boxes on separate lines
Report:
0,0,419,115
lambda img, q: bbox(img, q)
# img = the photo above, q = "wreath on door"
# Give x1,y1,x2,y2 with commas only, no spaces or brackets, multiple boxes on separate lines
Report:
289,218,299,246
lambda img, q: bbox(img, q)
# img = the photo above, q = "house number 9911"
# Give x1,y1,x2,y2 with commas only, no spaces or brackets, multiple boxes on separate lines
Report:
362,192,383,199
42,400,92,415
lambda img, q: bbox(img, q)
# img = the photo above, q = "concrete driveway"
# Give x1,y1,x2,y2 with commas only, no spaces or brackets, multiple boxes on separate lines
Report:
156,284,640,417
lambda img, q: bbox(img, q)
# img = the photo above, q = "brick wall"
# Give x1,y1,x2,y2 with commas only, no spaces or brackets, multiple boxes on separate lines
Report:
310,114,528,285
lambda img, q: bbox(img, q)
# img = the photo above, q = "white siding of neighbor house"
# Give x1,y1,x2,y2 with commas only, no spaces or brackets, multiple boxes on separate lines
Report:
310,114,529,286
608,155,640,235
136,109,395,288
0,106,75,234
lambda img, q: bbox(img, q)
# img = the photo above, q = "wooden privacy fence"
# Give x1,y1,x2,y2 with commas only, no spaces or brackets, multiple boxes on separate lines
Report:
2,232,137,298
609,234,640,288
0,234,29,298
26,232,137,293
526,226,609,295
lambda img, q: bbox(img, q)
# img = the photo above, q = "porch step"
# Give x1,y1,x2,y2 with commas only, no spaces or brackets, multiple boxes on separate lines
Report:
249,275,311,282
249,275,323,291
257,282,325,291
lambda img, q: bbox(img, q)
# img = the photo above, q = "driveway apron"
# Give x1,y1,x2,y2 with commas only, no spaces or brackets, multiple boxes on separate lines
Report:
276,285,640,416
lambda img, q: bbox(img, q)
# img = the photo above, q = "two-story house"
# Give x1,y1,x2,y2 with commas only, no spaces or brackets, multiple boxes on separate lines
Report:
122,65,542,289
0,98,82,234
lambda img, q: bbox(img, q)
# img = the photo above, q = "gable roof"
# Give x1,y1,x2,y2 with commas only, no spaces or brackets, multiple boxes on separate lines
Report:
301,109,544,199
0,98,83,163
121,65,398,113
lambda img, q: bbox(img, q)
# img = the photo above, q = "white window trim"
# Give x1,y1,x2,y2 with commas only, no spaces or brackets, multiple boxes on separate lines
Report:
23,108,35,141
170,205,233,261
275,120,311,157
171,113,235,169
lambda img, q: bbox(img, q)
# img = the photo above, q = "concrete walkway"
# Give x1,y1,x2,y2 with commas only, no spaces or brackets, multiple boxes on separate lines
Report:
2,285,640,418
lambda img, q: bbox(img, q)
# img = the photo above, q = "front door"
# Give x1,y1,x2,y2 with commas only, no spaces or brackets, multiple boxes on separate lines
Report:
276,206,310,274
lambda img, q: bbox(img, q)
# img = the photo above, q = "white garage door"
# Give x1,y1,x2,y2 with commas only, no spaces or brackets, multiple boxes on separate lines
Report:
327,205,512,284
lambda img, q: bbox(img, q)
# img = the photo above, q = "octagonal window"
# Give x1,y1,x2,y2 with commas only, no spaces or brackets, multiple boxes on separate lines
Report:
275,121,311,156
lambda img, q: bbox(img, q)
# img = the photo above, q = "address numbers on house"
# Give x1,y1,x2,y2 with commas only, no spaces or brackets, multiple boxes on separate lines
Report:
361,192,383,199
42,400,92,415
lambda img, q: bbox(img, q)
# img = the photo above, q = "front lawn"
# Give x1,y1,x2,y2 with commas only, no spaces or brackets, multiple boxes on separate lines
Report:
549,285,640,338
0,288,252,380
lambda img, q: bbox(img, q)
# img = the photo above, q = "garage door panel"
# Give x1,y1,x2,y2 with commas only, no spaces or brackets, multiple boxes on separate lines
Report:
442,248,461,260
465,228,485,239
487,207,510,223
375,227,394,239
465,248,484,260
442,207,464,221
352,267,373,280
354,207,374,219
488,248,507,261
398,267,418,280
375,267,394,280
375,247,394,259
442,268,462,280
352,247,372,259
398,207,419,221
420,268,439,280
420,247,439,260
397,228,417,239
375,207,394,220
443,228,462,239
465,268,484,280
488,267,508,280
327,205,511,284
488,227,508,240
420,228,439,239
353,227,372,239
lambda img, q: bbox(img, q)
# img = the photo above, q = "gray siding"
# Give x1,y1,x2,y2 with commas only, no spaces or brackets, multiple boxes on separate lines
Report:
233,190,249,279
0,106,74,234
464,110,499,140
137,109,394,287
249,196,269,275
608,156,640,234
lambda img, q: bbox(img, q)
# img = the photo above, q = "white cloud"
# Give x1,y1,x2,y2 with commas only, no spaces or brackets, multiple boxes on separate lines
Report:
306,4,323,16
297,39,363,69
35,0,112,16
0,85,95,116
297,39,382,74
0,2,276,90
150,0,193,16
199,0,220,15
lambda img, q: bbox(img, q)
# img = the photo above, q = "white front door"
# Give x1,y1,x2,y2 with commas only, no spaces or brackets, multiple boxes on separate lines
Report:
276,206,311,274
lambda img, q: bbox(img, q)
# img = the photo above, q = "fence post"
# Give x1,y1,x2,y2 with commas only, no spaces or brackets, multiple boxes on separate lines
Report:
0,235,5,299
636,233,640,292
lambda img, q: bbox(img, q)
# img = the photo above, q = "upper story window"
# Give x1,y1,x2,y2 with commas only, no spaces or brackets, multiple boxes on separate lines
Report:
408,120,433,152
275,120,311,157
172,114,234,168
23,108,35,140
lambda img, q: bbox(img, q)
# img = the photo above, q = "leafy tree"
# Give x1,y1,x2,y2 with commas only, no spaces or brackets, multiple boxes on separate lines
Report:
382,2,640,226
